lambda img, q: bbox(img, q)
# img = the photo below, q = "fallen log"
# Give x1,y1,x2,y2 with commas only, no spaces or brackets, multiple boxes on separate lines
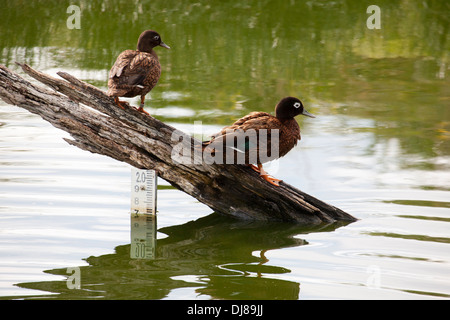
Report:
0,63,357,224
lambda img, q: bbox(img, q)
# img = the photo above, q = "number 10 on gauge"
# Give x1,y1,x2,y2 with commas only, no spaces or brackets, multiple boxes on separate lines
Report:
131,168,157,214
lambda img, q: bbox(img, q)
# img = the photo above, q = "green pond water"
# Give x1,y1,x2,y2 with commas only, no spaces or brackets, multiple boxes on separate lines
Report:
0,0,449,299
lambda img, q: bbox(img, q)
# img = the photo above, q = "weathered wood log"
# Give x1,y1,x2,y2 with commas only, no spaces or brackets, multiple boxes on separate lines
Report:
0,63,357,224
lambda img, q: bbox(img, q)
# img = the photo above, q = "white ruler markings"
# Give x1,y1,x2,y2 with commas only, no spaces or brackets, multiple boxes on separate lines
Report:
130,168,158,259
130,168,157,214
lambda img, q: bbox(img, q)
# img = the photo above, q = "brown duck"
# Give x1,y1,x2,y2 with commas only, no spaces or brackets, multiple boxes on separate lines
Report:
107,30,170,114
202,97,315,186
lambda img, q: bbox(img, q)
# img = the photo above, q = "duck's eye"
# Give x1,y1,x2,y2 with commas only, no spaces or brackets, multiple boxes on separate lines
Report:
294,102,301,108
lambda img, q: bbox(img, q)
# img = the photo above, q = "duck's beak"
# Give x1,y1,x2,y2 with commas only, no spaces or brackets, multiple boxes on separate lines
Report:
159,42,170,49
302,109,316,118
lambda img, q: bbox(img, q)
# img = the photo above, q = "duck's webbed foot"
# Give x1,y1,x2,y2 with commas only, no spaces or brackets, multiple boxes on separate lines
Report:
248,164,282,187
135,95,150,115
136,103,149,115
260,174,282,187
114,97,130,110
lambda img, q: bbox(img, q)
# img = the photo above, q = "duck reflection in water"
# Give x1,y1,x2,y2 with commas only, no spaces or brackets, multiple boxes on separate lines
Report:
15,213,350,300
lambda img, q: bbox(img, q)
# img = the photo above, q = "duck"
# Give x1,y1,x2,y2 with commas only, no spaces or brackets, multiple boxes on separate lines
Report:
107,30,170,114
201,97,315,186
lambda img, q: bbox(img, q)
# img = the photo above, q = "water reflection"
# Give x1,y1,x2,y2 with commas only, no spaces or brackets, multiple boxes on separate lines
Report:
13,213,350,299
130,213,157,260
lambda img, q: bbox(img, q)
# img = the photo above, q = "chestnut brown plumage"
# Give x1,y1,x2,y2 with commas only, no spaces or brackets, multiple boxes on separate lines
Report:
107,30,170,114
202,97,315,186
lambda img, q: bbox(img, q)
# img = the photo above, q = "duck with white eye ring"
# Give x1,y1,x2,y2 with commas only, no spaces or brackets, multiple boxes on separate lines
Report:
201,97,315,186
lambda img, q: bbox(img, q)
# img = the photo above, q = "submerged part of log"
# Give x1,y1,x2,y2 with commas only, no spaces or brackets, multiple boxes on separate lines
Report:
0,63,357,224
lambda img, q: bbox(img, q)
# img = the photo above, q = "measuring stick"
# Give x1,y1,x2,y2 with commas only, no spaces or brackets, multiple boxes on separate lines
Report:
131,168,157,214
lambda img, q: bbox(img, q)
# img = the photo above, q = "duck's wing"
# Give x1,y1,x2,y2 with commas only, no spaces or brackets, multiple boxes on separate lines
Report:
203,112,281,162
230,112,271,128
109,51,159,87
109,50,136,79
